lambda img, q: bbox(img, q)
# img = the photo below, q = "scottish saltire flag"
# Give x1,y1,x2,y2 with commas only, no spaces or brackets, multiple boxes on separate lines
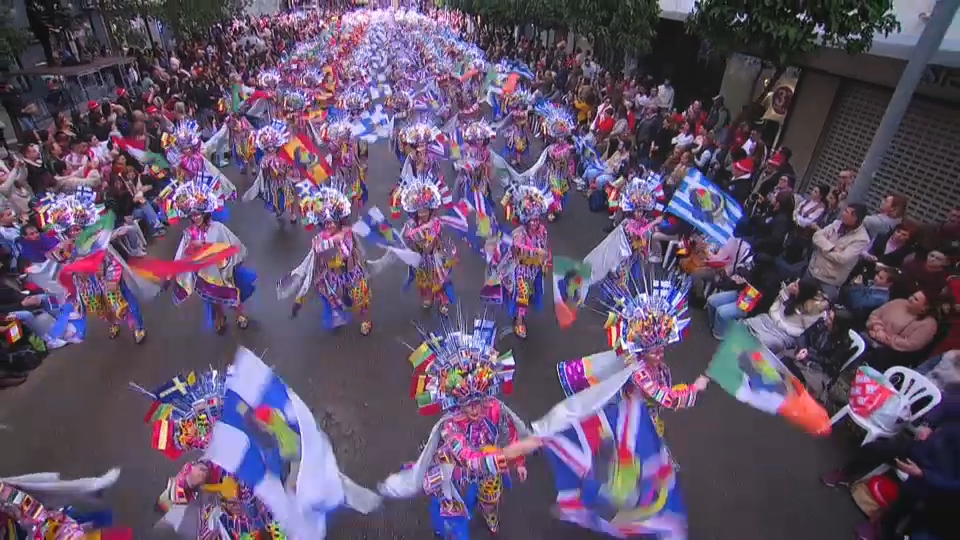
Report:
665,170,743,245
204,348,380,538
542,392,688,539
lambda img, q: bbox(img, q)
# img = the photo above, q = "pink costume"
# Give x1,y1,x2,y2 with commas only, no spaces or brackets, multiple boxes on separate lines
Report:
530,102,577,220
498,89,533,166
321,109,367,207
378,315,529,539
454,121,497,219
244,121,298,223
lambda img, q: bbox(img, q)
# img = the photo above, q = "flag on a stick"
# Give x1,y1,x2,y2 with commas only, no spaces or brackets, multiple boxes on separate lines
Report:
552,256,591,329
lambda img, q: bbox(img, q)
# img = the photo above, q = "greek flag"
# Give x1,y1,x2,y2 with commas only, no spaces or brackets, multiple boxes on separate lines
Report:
204,348,381,538
665,169,744,245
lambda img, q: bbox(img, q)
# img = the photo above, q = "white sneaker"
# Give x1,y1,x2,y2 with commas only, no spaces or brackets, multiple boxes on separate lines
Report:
44,338,68,350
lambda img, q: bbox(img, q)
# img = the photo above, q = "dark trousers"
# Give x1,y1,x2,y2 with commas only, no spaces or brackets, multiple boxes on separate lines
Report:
841,436,923,540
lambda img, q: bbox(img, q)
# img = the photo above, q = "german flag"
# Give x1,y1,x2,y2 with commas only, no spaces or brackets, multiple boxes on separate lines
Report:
281,132,332,184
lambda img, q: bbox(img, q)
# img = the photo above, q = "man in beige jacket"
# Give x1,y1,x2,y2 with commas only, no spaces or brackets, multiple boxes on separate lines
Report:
808,203,871,300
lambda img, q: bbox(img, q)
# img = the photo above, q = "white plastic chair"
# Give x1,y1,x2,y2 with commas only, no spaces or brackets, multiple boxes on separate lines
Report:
820,330,868,400
830,366,942,446
663,240,682,271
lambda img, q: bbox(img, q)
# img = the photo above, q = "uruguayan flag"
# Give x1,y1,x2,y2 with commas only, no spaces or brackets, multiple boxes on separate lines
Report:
665,169,744,245
204,348,381,539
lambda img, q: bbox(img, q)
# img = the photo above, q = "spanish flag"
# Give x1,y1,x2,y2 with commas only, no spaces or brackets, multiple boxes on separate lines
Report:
82,528,133,540
281,132,332,184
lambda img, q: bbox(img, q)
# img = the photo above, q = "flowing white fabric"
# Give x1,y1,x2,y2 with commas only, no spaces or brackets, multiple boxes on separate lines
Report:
581,222,631,298
0,468,120,495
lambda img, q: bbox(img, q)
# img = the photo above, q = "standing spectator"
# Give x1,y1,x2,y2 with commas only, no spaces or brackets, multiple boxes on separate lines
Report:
704,95,731,137
808,203,871,299
656,79,674,112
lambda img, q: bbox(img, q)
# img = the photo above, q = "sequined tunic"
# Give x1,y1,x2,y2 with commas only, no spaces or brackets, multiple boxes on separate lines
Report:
259,154,296,214
72,251,129,321
310,229,370,311
403,218,456,292
505,225,549,306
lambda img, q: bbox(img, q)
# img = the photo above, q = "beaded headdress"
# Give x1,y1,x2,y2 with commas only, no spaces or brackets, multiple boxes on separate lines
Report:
282,88,309,112
620,173,665,214
0,479,121,539
602,263,691,354
296,179,352,226
129,369,227,460
534,101,576,139
394,171,445,213
300,69,324,88
385,90,413,114
163,173,225,221
258,69,281,89
503,182,554,224
399,120,439,147
162,119,202,152
461,120,496,144
505,88,534,111
37,187,103,232
254,120,291,151
338,86,370,113
407,314,515,415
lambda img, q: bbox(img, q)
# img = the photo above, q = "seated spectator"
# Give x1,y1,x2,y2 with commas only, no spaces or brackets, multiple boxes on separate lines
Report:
842,267,898,325
863,193,907,241
743,278,829,354
15,224,57,268
865,291,939,370
917,349,960,394
582,138,630,189
785,307,856,388
855,223,913,280
753,148,795,198
915,207,960,261
104,174,165,237
902,250,950,299
750,190,796,266
821,397,960,540
0,159,32,219
808,203,871,300
689,227,752,301
0,268,69,349
818,188,844,228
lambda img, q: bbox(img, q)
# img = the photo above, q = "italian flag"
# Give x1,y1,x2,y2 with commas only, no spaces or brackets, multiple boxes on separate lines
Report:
552,256,591,329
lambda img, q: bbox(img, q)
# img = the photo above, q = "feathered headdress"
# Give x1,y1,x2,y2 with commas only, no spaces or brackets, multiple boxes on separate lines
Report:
534,101,576,139
505,88,534,111
407,314,515,415
602,263,691,354
129,369,227,460
296,179,352,226
163,173,225,221
258,69,281,89
394,170,445,214
322,109,355,141
254,120,291,151
399,120,439,147
282,88,309,112
161,119,202,152
37,187,103,232
338,86,370,113
461,120,496,144
502,182,554,224
620,173,665,214
0,485,103,540
385,89,413,114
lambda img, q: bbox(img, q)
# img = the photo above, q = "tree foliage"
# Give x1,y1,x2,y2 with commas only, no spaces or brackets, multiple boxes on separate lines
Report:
447,0,660,56
98,0,250,42
0,4,30,64
685,0,901,67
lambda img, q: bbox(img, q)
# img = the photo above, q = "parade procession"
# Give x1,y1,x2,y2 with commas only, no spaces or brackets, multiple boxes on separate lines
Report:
9,5,937,540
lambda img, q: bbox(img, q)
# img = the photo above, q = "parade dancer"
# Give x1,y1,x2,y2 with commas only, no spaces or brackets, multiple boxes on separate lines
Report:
556,263,709,442
170,178,256,333
131,369,282,539
226,113,254,174
162,119,238,205
530,102,576,221
453,120,498,218
497,89,534,167
279,180,373,335
456,63,484,123
385,88,414,162
496,185,552,338
243,121,299,225
397,172,457,316
40,189,150,344
602,173,666,294
378,315,530,540
339,88,371,191
0,468,125,539
320,109,368,207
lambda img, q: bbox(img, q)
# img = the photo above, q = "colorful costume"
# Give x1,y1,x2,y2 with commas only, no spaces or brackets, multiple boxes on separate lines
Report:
378,315,530,540
319,110,368,206
279,180,373,335
162,120,237,207
244,121,298,224
603,174,666,294
397,172,457,315
391,120,445,218
495,185,553,338
170,177,256,333
226,115,255,174
557,263,699,442
131,370,282,539
453,120,497,217
385,89,414,162
0,469,126,540
456,62,484,122
497,89,533,166
38,189,149,344
530,102,576,220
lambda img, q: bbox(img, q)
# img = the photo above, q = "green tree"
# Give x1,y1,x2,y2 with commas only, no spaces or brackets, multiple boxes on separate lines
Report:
0,4,29,66
686,0,900,97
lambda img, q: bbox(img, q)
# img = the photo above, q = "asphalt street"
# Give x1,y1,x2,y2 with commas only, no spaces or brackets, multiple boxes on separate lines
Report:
0,135,864,539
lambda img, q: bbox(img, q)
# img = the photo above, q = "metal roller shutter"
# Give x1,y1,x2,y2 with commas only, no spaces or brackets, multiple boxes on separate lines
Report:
805,83,960,222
